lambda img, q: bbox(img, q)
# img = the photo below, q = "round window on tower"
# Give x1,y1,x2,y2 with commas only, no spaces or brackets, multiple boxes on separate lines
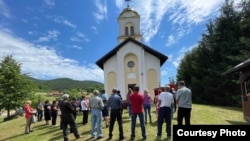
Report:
127,61,135,68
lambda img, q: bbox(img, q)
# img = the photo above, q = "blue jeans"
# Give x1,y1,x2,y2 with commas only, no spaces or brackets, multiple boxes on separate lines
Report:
143,104,152,123
171,104,175,119
131,113,146,139
37,110,43,121
128,104,131,117
91,109,103,137
157,107,172,137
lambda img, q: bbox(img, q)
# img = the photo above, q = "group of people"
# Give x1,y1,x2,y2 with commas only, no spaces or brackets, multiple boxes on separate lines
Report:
23,80,192,141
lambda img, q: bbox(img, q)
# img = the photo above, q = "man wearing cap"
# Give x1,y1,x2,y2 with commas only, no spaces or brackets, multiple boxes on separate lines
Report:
129,86,147,140
89,90,104,139
59,94,82,141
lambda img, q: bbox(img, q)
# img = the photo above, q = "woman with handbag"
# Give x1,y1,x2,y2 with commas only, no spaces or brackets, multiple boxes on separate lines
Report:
24,100,36,134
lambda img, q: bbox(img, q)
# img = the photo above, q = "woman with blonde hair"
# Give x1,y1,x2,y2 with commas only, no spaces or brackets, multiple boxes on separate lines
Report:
126,88,133,119
154,89,162,122
143,89,153,124
24,100,36,134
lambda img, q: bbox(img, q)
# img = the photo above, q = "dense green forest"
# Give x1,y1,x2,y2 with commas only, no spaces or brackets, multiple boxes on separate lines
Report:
176,0,250,107
29,77,104,92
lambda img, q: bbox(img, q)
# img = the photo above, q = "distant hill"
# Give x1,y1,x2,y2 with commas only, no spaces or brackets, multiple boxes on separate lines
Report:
29,77,104,91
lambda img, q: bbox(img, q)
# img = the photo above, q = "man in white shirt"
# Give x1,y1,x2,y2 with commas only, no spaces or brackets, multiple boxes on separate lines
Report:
156,85,174,139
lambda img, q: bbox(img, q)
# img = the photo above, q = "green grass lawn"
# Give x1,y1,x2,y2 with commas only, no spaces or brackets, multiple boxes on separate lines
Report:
0,103,249,141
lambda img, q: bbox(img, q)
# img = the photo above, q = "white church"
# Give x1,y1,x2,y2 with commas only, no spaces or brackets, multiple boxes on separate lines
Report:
96,4,168,98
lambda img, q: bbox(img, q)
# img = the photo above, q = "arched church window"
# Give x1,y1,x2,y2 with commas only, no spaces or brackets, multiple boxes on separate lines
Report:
130,26,134,35
125,27,129,36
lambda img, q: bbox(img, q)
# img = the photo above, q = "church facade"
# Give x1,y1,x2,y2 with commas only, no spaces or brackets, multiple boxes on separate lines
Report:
96,6,168,98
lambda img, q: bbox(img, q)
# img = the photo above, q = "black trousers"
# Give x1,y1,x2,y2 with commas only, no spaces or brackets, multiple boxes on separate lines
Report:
109,109,124,138
51,113,57,125
82,110,89,124
157,107,171,136
177,107,192,125
62,120,80,141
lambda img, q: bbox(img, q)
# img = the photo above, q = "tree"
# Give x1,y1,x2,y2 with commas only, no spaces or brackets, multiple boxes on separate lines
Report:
238,0,250,61
0,55,37,119
176,0,245,106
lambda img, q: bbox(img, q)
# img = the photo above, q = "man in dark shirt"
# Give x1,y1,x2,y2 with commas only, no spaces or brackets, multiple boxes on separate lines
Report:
59,94,82,141
108,88,125,140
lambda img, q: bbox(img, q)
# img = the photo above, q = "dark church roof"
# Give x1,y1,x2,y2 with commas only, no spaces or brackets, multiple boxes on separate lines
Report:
221,58,250,76
96,37,168,70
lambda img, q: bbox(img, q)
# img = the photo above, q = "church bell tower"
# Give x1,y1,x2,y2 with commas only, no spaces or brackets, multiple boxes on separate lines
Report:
117,1,142,43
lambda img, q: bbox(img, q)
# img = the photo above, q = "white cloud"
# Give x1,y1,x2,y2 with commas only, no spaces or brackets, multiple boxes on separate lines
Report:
115,0,226,45
53,16,76,28
71,45,82,50
0,0,11,19
91,26,98,34
70,32,90,42
166,35,176,47
43,0,55,6
0,30,104,82
93,0,108,22
37,30,60,42
173,44,198,68
28,31,37,36
161,69,168,77
22,18,28,23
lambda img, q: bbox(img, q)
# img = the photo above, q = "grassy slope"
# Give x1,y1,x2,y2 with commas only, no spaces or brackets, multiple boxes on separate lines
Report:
0,103,249,141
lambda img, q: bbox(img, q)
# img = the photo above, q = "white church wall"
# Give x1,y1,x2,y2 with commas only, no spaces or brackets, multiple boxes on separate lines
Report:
103,55,117,95
115,42,138,97
144,52,161,95
144,52,161,79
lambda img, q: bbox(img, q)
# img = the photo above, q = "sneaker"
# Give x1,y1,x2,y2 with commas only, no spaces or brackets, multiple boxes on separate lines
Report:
156,136,161,139
119,136,125,140
167,135,171,138
97,136,103,139
76,135,83,139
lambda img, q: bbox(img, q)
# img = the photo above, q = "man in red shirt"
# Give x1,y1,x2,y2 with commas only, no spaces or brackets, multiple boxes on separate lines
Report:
129,86,147,140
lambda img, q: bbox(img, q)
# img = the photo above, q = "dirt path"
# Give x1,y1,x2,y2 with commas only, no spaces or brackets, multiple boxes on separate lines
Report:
0,110,18,118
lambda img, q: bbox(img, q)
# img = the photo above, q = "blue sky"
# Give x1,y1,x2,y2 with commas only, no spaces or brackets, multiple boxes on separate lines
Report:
0,0,240,86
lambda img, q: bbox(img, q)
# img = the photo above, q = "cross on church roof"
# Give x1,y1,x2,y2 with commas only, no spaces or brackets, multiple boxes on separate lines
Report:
125,0,131,8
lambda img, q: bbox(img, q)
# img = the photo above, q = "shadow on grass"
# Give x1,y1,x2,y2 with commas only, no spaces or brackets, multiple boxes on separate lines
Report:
47,133,62,141
225,120,250,125
194,103,242,112
0,132,28,141
33,123,49,130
